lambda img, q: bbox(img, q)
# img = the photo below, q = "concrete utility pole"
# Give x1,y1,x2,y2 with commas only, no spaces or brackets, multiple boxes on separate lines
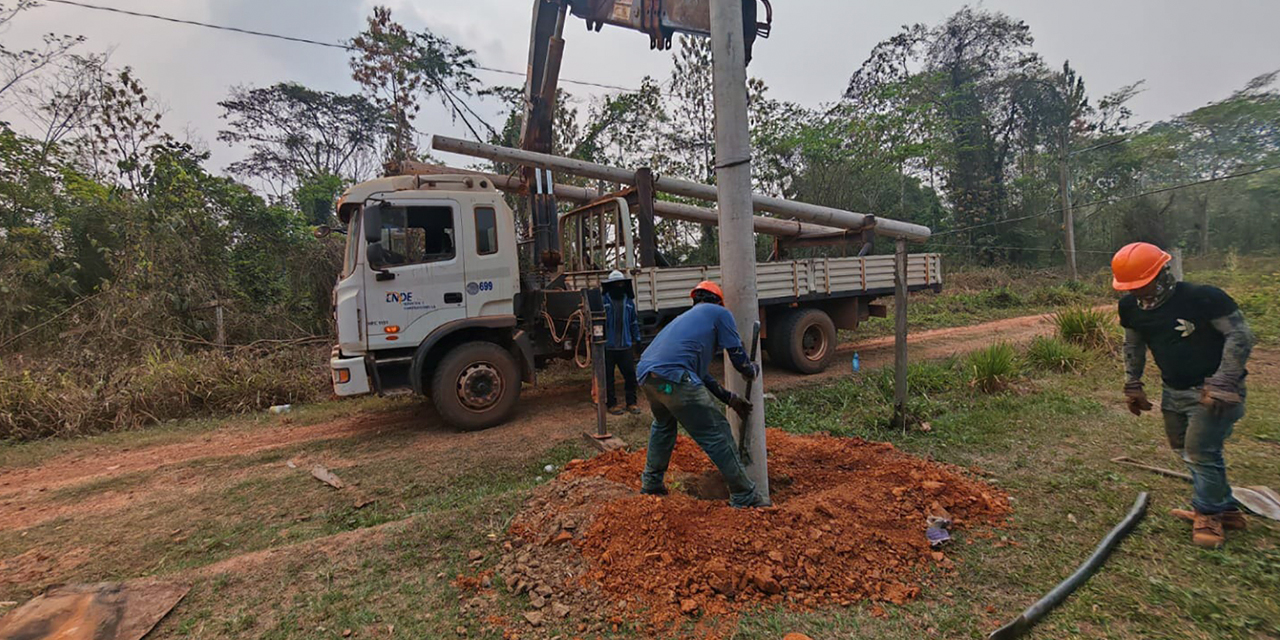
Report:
432,136,932,241
709,0,767,499
1060,144,1078,280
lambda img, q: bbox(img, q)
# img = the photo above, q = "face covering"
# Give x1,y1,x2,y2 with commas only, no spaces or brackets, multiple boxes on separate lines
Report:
1136,268,1177,310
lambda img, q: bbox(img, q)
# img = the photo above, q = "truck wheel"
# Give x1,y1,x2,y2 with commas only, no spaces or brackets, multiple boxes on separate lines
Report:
769,308,836,374
430,341,522,431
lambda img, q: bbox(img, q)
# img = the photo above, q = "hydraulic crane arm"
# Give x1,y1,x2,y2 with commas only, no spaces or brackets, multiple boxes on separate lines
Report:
518,0,772,272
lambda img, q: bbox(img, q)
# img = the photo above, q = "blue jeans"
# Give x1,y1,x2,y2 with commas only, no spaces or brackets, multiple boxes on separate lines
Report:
640,374,759,507
1162,386,1245,514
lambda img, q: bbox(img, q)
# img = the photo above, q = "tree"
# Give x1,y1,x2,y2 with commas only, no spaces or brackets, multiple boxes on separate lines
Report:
79,67,165,192
348,5,479,163
0,1,83,105
13,52,106,159
217,82,390,196
846,7,1044,258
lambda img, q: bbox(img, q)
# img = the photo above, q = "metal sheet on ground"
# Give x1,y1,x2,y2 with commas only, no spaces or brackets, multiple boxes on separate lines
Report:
0,580,189,640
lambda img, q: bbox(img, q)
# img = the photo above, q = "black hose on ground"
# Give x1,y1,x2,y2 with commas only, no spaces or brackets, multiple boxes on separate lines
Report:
986,492,1150,640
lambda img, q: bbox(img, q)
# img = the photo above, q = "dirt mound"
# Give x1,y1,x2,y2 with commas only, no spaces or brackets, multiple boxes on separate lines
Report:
498,430,1010,637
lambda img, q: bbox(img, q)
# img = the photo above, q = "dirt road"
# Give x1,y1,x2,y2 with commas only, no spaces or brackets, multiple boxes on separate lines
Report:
0,310,1062,539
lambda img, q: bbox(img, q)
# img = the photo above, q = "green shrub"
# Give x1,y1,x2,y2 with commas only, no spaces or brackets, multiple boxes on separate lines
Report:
1025,336,1087,373
1054,306,1115,350
966,343,1018,393
870,359,961,400
981,286,1024,309
1030,284,1086,307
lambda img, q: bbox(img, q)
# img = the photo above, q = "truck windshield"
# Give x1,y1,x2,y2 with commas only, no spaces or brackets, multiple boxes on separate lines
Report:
342,213,360,277
368,205,455,268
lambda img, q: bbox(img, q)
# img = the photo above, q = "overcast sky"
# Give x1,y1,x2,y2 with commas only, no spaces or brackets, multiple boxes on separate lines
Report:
6,0,1280,175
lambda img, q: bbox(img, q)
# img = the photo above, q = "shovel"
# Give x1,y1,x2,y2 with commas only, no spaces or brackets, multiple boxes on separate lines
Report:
1111,456,1280,521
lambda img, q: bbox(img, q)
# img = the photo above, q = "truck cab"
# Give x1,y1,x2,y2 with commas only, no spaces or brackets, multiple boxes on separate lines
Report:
329,175,527,430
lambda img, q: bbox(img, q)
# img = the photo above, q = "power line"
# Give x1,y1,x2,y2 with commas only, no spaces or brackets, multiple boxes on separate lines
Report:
926,243,1115,255
41,0,645,93
932,164,1280,238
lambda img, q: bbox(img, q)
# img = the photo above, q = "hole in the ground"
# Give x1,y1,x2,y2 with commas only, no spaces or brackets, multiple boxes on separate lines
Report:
677,469,794,502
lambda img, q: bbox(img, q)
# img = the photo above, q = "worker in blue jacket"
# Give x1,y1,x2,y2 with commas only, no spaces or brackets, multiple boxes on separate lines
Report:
635,281,767,508
602,270,643,415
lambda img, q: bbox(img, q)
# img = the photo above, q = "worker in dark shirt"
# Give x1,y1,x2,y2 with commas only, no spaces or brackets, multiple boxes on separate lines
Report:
1113,242,1255,548
601,270,642,415
635,281,767,508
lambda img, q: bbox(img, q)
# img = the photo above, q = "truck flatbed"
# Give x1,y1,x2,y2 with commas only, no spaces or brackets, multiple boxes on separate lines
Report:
565,253,942,311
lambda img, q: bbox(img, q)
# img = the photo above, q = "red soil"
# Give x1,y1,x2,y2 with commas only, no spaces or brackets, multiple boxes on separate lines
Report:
508,429,1010,636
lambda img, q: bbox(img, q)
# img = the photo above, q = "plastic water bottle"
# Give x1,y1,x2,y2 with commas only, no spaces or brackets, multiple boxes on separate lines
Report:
851,352,861,373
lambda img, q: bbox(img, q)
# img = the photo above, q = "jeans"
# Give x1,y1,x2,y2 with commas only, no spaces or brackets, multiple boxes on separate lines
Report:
640,373,759,507
1161,385,1246,514
605,348,638,408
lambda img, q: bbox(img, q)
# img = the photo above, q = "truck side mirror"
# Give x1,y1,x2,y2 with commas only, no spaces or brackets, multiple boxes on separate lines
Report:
363,204,383,244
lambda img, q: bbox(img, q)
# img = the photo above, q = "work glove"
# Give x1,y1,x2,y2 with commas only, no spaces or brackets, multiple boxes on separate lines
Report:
1200,380,1242,414
727,393,753,421
1123,381,1153,416
740,362,760,381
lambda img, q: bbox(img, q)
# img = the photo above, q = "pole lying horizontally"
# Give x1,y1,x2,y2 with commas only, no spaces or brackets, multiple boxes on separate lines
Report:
431,136,933,242
393,162,845,239
709,0,768,501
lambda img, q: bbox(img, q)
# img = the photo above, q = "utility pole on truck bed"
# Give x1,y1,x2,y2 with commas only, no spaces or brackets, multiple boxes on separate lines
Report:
709,0,767,499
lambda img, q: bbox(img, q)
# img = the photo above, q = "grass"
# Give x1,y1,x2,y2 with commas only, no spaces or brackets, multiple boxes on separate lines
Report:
3,258,1279,639
1026,335,1088,373
965,342,1019,393
757,345,1280,640
854,265,1114,340
1054,306,1118,350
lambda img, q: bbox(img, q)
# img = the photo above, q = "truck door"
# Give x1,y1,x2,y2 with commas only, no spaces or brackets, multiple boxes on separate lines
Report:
361,201,467,349
463,202,517,319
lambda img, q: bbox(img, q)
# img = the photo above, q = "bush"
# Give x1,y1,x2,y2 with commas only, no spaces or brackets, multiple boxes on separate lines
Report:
1054,306,1115,350
870,359,962,400
981,286,1024,309
1030,284,1085,307
0,346,327,441
1025,336,1087,373
966,343,1018,393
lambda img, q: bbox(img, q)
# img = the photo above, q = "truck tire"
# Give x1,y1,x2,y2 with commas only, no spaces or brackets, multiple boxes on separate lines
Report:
430,341,522,431
768,308,836,374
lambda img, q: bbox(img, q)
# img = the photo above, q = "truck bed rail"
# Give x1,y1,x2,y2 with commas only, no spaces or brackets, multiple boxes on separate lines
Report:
566,253,942,312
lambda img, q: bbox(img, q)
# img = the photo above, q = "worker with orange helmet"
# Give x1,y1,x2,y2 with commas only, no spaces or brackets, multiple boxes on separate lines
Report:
1113,242,1255,548
635,280,768,508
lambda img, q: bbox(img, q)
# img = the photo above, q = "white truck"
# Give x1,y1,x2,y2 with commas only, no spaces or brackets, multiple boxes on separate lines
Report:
326,172,942,430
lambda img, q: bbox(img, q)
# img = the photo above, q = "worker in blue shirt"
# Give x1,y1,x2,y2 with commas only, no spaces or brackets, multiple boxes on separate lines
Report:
635,281,767,508
601,270,642,415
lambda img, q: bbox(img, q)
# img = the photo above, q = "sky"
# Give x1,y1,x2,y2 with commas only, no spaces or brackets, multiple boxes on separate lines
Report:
5,0,1280,176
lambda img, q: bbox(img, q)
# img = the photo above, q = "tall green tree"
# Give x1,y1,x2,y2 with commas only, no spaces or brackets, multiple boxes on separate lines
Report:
846,7,1045,257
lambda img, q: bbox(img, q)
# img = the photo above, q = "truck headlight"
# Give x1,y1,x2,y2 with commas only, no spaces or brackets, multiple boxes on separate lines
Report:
334,368,351,384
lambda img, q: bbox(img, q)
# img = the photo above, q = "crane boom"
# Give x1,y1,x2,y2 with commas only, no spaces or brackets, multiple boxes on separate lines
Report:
518,0,773,271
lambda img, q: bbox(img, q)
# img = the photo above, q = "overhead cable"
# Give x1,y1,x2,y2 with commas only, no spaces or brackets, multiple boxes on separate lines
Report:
42,0,643,93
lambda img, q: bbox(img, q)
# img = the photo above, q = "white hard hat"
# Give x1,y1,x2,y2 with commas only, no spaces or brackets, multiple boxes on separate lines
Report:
605,270,626,283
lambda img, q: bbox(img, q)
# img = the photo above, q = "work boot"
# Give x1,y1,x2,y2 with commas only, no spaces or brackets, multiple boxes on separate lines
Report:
733,492,772,509
607,406,624,416
640,485,669,496
1191,512,1225,549
1170,508,1247,531
626,404,642,415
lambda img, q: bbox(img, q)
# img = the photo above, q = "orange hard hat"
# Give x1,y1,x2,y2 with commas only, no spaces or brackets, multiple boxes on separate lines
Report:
691,280,724,301
1111,242,1171,291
